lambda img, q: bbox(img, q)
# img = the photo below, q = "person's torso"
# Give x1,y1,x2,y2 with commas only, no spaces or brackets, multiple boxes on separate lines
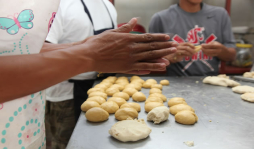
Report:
0,0,60,148
46,0,117,101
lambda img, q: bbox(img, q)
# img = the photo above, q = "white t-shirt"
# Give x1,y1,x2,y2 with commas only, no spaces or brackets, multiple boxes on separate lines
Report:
46,0,117,102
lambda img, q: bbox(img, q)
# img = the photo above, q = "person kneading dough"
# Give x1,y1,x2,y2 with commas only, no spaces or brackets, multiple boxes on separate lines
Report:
85,107,109,122
147,106,169,124
115,108,138,121
132,92,146,102
170,104,194,115
175,110,198,125
100,101,119,114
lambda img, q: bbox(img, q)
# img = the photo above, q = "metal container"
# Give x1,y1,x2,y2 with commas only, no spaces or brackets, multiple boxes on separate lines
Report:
231,44,253,67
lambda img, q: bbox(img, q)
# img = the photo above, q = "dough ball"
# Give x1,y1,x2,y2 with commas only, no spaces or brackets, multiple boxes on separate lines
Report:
232,85,254,94
122,88,138,97
81,100,100,112
146,79,157,84
109,119,151,142
87,88,105,95
106,87,120,97
88,91,107,99
94,84,108,90
167,97,187,107
125,84,141,91
100,101,119,114
87,96,106,105
111,84,124,91
113,92,130,101
85,107,109,122
142,82,153,89
170,104,194,115
175,110,198,125
106,76,117,83
149,88,162,94
243,72,254,78
132,92,146,102
145,97,163,104
100,82,113,88
102,79,114,84
115,108,138,121
131,79,145,84
147,106,169,124
160,80,170,85
149,93,167,102
217,74,229,79
203,76,240,87
241,93,254,102
107,97,127,107
130,76,141,81
120,102,141,112
130,81,143,87
151,84,163,90
145,102,164,112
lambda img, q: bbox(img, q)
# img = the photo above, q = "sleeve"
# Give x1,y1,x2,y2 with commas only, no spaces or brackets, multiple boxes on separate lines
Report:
221,9,236,48
46,4,64,44
149,13,164,33
104,0,117,29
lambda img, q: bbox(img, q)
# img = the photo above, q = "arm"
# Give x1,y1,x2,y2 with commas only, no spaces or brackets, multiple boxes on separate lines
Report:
40,42,72,53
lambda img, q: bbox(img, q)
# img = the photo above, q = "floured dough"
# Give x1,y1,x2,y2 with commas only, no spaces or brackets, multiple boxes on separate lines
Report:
145,102,164,112
170,104,194,115
100,101,119,114
107,97,127,107
147,106,169,124
109,119,151,142
160,80,170,85
113,92,130,101
88,91,107,99
85,107,109,122
168,97,187,107
217,74,229,79
122,88,138,97
120,102,141,112
243,72,254,78
81,100,100,112
149,93,167,102
115,108,138,121
149,88,162,94
241,93,254,102
175,110,198,125
184,141,194,147
87,96,106,105
203,76,240,87
232,85,254,94
132,92,146,102
106,87,120,96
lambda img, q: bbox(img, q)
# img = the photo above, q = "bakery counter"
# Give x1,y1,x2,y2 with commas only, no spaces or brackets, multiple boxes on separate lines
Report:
66,76,254,149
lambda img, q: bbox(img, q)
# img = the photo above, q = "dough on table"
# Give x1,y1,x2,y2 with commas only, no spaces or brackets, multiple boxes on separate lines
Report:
87,88,105,95
217,74,229,79
167,97,187,107
100,82,112,88
87,96,106,105
109,119,151,142
147,106,169,124
85,107,109,122
115,108,138,121
243,72,254,78
100,101,119,114
145,97,163,104
241,93,254,102
145,102,164,112
102,79,114,84
113,92,130,101
142,82,153,89
106,87,120,96
120,102,141,112
94,84,108,90
170,104,194,115
125,84,141,91
131,79,145,84
149,93,167,102
149,88,162,94
194,45,201,53
132,92,146,102
146,79,157,84
107,97,127,107
105,76,117,83
130,76,141,82
122,87,138,97
88,91,107,99
175,110,198,125
151,84,163,90
232,85,254,94
111,84,124,91
203,76,240,87
160,80,170,85
81,101,100,112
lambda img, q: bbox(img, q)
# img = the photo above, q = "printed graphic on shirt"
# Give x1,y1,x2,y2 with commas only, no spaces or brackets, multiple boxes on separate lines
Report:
172,25,217,72
0,9,34,35
48,12,56,32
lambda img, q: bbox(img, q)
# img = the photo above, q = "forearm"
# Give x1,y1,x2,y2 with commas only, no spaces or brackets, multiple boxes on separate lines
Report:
0,46,93,103
217,47,236,61
40,42,72,53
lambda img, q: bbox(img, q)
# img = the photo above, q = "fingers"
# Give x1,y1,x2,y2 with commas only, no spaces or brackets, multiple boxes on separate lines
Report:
123,70,151,75
133,48,177,61
144,58,170,66
131,41,177,53
132,62,167,71
176,43,195,56
129,33,170,43
113,18,137,33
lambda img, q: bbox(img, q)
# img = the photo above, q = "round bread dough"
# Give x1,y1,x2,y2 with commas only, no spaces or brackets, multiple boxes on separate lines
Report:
149,93,167,102
109,119,151,142
175,110,198,125
149,88,162,94
168,97,187,107
106,76,117,82
130,81,143,87
88,91,107,99
115,108,138,121
85,107,109,122
145,97,163,104
146,79,157,84
241,93,254,102
142,82,153,89
107,97,127,107
87,88,105,95
145,102,164,112
160,80,170,85
100,82,112,88
106,87,120,97
130,76,141,82
122,88,138,97
94,84,108,90
81,100,100,112
87,96,106,105
100,101,119,114
132,92,146,102
170,104,194,115
102,79,114,84
147,106,169,124
151,84,163,90
125,84,141,91
131,79,145,84
120,103,141,112
113,92,130,101
111,84,124,91
232,85,254,94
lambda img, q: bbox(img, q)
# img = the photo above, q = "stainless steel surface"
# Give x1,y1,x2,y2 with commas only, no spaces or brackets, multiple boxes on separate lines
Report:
233,76,254,83
67,77,254,149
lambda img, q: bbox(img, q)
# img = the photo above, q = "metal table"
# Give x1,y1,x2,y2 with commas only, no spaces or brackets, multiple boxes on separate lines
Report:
67,77,254,149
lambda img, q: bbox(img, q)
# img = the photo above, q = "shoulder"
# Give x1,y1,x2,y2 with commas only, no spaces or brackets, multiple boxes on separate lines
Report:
152,4,177,20
203,3,228,16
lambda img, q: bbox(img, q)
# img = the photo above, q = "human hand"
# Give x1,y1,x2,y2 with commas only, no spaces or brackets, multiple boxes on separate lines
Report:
201,41,223,57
